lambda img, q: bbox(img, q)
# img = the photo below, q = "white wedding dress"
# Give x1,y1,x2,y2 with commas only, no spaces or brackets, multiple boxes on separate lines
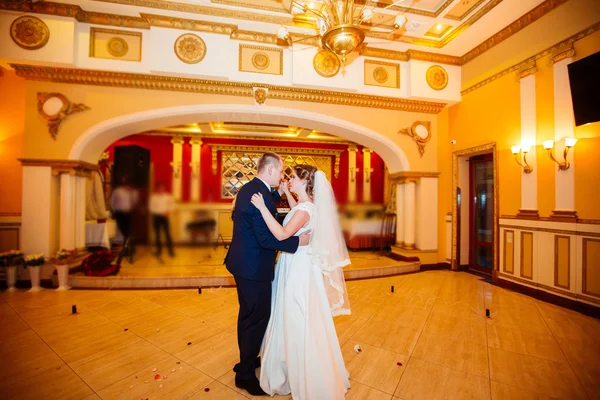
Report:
259,202,350,400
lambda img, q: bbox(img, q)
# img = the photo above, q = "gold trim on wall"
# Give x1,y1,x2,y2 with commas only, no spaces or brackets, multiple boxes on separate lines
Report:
554,235,571,290
582,238,600,299
452,143,498,276
498,224,600,238
503,229,514,274
462,22,600,95
11,64,446,114
398,121,431,158
520,231,534,280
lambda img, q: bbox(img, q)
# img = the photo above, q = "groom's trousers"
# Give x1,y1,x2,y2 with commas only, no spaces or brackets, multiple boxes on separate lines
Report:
233,276,271,380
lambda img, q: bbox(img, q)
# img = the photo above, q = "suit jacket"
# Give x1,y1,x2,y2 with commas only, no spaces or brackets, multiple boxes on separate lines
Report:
225,178,299,282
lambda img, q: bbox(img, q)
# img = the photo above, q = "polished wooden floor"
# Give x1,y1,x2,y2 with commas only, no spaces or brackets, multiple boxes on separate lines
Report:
1,271,599,399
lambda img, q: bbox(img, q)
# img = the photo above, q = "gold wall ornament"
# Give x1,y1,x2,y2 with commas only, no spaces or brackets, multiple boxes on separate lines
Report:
10,15,50,50
37,93,90,140
251,52,270,70
313,50,340,78
12,64,446,114
398,121,432,158
107,37,129,57
253,87,269,105
174,33,207,64
373,68,388,84
426,65,449,91
516,59,538,81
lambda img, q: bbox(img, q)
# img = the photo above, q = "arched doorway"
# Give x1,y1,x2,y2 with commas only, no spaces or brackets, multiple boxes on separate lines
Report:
69,104,410,173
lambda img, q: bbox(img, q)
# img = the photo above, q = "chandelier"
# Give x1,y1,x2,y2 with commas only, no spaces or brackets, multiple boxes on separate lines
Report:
277,0,408,64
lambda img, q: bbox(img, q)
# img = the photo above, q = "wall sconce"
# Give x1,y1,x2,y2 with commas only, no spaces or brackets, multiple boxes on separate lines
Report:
189,162,200,178
350,167,360,183
511,144,533,174
364,167,374,183
170,161,182,178
543,137,577,171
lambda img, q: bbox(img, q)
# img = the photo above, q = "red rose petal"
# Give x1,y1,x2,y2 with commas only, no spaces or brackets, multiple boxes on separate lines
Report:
154,374,161,380
397,362,403,366
204,388,210,392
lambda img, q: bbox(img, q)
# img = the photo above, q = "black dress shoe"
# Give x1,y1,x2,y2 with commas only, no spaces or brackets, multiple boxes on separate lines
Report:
235,376,267,396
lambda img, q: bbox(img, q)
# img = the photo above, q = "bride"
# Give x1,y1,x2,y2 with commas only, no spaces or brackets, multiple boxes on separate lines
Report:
250,164,351,400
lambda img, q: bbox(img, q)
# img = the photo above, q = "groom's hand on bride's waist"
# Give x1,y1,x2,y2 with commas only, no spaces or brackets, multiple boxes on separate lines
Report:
299,230,312,246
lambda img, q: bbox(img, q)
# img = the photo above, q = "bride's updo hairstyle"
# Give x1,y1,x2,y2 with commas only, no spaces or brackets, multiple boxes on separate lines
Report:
294,164,317,198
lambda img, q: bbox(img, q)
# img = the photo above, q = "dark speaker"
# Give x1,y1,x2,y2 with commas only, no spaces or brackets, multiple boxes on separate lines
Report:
113,145,150,187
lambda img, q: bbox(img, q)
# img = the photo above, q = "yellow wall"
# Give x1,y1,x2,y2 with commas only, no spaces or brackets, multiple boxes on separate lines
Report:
0,68,25,214
438,26,600,262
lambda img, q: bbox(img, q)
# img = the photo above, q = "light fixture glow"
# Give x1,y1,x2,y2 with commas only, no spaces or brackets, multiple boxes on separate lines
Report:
511,145,521,155
565,137,578,147
543,140,554,150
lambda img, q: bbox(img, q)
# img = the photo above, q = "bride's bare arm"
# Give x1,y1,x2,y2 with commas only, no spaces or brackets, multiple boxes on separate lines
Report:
251,193,309,240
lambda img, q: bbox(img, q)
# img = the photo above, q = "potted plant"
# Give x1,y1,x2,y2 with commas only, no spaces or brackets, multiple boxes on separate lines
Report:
25,254,46,292
2,250,24,292
52,249,75,291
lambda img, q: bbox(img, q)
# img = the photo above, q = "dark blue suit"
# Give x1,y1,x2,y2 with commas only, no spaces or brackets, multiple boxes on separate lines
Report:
225,178,299,380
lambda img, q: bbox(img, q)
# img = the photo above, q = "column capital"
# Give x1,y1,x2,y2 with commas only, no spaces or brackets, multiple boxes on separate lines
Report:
347,145,359,153
190,138,203,146
362,148,373,154
170,135,185,145
547,42,575,67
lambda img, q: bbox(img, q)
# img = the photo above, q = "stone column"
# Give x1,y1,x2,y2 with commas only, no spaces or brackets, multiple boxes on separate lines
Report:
395,183,405,246
403,180,416,250
60,173,76,250
190,138,202,202
362,148,373,203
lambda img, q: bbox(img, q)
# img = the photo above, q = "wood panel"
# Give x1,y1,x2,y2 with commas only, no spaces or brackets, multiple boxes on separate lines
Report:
554,235,570,289
0,226,19,252
503,229,514,274
582,238,600,298
520,231,533,279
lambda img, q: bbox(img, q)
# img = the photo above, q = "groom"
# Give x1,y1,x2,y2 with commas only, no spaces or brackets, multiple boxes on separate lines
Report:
225,152,310,396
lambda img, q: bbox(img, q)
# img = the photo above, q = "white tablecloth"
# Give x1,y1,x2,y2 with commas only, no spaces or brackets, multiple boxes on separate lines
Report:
341,219,383,237
85,220,117,249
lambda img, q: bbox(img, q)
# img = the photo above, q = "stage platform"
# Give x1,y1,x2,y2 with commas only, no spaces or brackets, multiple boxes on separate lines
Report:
64,247,420,289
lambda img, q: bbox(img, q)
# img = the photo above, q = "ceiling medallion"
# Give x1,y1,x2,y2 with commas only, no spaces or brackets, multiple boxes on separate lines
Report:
107,37,128,57
251,52,270,70
10,15,50,50
426,65,449,91
313,49,340,78
373,67,388,84
37,92,90,140
174,33,207,64
277,0,407,65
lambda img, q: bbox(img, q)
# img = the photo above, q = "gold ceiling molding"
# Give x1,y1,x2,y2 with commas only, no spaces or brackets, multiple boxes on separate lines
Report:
95,0,298,26
460,0,571,64
462,22,600,95
359,47,461,66
210,0,288,14
389,171,440,183
444,0,487,21
207,145,344,177
140,13,236,35
11,64,446,113
358,0,455,18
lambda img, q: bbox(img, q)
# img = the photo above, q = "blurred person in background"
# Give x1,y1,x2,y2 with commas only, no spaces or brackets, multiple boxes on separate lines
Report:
149,181,176,258
110,176,138,261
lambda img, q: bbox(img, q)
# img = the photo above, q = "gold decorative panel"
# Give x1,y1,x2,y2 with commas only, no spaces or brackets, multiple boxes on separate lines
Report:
10,15,50,50
218,150,335,198
554,235,570,289
503,230,514,274
90,28,142,62
218,210,234,240
238,44,282,75
582,238,600,298
364,60,399,89
0,226,20,252
520,231,533,279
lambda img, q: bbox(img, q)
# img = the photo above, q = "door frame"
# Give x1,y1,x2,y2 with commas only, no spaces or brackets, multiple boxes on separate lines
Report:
468,153,494,274
451,143,499,281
